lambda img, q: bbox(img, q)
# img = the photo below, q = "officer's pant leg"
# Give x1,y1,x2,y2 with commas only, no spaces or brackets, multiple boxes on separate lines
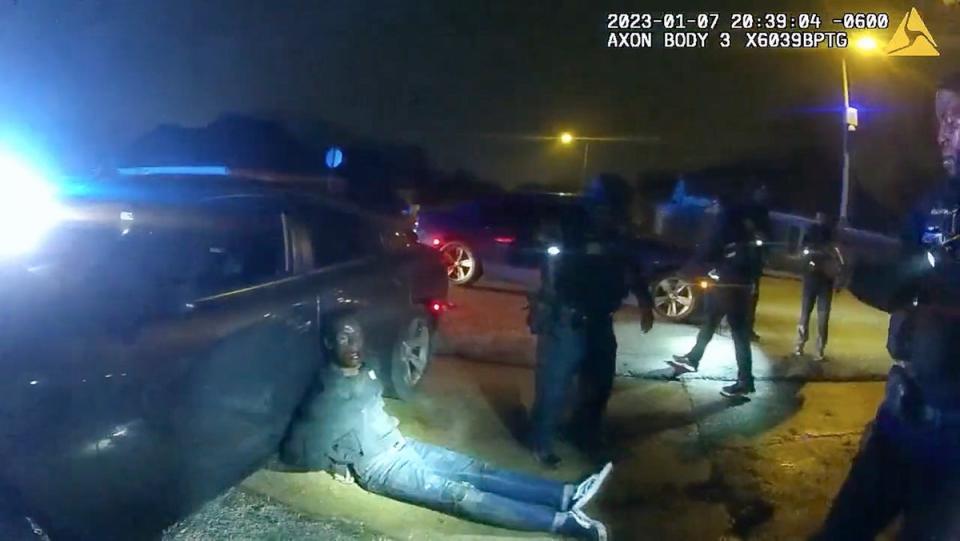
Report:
796,275,817,349
357,445,561,533
816,281,833,354
572,316,617,439
531,320,584,454
725,289,754,384
687,292,722,365
407,439,569,510
814,422,908,541
747,277,760,333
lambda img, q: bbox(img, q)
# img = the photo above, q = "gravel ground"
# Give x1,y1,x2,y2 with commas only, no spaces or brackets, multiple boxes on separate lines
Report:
164,488,393,541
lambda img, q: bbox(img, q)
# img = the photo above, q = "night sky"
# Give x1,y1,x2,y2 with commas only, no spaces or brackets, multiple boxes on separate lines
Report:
0,0,955,210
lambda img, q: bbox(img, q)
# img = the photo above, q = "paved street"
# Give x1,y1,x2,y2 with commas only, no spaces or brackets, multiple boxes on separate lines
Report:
225,276,897,540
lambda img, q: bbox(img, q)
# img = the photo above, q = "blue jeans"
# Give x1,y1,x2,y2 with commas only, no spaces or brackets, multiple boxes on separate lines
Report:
355,439,570,532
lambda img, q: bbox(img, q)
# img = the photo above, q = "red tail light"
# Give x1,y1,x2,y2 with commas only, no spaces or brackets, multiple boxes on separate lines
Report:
427,300,454,314
494,236,516,244
431,237,442,247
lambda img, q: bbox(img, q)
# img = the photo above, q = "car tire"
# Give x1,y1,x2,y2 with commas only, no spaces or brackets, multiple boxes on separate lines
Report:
651,275,698,323
383,309,435,400
439,241,482,286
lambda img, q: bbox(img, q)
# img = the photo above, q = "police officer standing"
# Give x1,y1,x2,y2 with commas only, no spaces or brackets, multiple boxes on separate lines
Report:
793,212,839,361
744,185,772,342
668,198,764,398
815,72,960,539
528,174,654,466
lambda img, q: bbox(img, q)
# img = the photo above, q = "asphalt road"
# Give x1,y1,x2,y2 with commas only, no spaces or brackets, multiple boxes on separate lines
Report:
181,276,897,540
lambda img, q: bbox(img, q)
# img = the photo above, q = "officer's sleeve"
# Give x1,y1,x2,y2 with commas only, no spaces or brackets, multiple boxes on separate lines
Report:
689,217,724,267
846,205,924,312
626,260,654,309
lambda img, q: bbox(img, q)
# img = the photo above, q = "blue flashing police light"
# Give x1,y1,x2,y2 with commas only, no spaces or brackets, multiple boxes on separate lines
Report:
325,147,344,169
0,151,64,257
117,165,231,176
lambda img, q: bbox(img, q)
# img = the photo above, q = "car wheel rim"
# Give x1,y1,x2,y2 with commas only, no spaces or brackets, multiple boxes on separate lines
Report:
653,278,694,319
441,244,475,283
399,319,430,386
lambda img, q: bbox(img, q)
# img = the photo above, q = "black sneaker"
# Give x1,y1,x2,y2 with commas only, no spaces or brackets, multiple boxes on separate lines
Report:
571,462,614,511
720,381,756,398
813,351,826,362
793,346,805,357
667,355,697,375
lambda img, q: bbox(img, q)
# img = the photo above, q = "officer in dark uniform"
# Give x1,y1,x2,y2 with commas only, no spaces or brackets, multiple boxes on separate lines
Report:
528,174,654,466
744,185,772,342
794,212,839,361
668,199,764,398
814,72,960,539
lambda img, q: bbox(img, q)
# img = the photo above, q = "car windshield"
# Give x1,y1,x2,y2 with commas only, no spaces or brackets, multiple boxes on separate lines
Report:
0,3,952,540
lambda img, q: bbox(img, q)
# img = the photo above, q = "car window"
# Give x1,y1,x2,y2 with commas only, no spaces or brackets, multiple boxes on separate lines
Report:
305,204,381,267
38,202,286,301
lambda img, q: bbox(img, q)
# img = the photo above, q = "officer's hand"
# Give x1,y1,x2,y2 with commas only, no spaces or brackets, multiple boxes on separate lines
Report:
640,308,654,333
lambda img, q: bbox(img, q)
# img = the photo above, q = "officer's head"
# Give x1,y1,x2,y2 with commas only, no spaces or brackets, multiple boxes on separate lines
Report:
325,315,364,369
936,72,960,179
815,211,828,225
583,173,633,228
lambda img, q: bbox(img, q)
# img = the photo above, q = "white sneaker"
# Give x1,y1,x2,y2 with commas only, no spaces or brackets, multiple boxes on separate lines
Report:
572,462,613,511
569,509,608,541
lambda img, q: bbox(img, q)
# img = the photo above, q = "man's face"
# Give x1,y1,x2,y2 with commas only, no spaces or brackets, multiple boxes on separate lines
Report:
936,89,960,178
334,323,363,368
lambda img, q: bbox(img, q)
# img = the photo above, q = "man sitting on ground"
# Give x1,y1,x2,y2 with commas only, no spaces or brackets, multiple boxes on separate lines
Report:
283,315,613,540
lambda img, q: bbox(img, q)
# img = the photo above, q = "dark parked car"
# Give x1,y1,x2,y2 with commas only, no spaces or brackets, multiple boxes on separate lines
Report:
415,192,701,322
0,166,447,539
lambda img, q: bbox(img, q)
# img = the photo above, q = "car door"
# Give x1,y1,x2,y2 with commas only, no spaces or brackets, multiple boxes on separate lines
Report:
292,198,407,368
0,196,321,539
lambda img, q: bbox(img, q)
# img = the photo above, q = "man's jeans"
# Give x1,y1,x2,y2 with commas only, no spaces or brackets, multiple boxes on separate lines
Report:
796,273,833,354
685,286,754,383
355,439,570,532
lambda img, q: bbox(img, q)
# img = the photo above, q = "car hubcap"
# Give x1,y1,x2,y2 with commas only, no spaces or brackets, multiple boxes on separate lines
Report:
399,319,430,386
441,244,475,283
654,278,694,318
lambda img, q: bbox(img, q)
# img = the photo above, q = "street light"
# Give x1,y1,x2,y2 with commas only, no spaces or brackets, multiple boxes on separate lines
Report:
558,131,590,181
839,34,881,225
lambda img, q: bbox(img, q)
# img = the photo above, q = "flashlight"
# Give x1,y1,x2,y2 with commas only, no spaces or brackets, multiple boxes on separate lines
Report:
927,251,937,268
547,245,561,256
802,248,810,256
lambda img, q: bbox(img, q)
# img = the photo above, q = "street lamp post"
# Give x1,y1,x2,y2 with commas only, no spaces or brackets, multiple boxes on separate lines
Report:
840,56,852,226
838,34,878,226
558,132,657,184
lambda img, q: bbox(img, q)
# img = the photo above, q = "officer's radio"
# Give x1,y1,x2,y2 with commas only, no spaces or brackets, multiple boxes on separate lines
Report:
921,205,960,259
